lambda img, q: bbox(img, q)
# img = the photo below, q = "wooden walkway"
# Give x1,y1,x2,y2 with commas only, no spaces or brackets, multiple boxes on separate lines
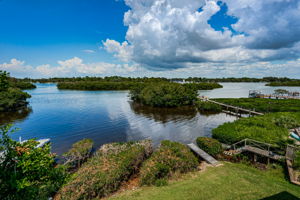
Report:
187,143,219,166
235,145,285,160
231,139,285,161
199,97,264,116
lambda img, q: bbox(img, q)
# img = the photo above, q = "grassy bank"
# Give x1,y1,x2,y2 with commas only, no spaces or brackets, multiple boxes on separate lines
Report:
266,81,300,87
109,162,300,200
55,140,152,200
139,140,198,186
214,98,300,113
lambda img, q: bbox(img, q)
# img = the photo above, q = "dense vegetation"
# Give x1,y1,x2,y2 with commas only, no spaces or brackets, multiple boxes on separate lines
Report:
9,80,36,90
57,79,222,91
196,137,223,157
0,125,67,200
55,140,152,200
110,162,300,200
57,81,142,90
63,138,94,170
0,71,31,112
26,76,169,83
214,98,300,113
196,101,222,113
212,112,300,148
130,82,198,107
183,82,222,90
184,76,296,83
27,76,297,83
266,81,300,87
139,140,198,186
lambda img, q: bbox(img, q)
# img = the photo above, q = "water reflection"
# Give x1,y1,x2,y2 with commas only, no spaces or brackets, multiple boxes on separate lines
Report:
129,102,197,123
0,107,32,125
5,83,239,154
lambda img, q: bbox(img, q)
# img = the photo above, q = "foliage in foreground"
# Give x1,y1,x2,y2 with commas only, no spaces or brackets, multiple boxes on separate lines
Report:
0,124,67,200
196,101,222,113
196,137,223,157
109,162,300,200
63,138,94,170
130,82,198,107
139,140,199,186
212,112,300,148
55,140,152,200
214,98,300,113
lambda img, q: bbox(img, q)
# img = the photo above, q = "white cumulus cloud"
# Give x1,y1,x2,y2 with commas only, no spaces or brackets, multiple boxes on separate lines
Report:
0,57,141,78
104,0,300,70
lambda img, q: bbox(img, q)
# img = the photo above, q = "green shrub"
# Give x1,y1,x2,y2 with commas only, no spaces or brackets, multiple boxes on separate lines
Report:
196,101,222,113
0,70,9,91
0,88,31,112
55,140,152,200
130,83,198,107
0,71,31,112
0,124,67,200
63,138,94,169
196,137,223,157
212,112,300,148
273,116,300,129
139,140,198,186
10,81,36,90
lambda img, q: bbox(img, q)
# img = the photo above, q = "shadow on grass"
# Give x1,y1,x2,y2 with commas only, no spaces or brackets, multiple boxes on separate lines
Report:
260,191,300,200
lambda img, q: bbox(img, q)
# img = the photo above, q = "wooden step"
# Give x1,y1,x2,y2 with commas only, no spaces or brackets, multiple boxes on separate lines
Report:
187,143,219,166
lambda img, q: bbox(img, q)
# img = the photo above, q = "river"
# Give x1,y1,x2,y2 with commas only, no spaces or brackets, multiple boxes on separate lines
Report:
3,82,300,154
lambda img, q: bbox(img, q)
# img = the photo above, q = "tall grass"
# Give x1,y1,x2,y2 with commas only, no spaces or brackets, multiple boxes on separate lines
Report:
139,140,199,186
55,140,152,200
212,112,300,148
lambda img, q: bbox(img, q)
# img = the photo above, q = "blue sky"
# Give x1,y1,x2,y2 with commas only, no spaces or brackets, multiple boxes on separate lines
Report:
0,0,128,65
1,0,299,78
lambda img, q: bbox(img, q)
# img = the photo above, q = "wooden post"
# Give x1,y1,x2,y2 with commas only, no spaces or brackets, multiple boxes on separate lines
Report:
254,154,257,162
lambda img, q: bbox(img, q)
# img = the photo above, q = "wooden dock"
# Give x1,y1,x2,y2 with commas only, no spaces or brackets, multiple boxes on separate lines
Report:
187,143,220,166
286,145,300,186
231,139,285,161
199,97,264,116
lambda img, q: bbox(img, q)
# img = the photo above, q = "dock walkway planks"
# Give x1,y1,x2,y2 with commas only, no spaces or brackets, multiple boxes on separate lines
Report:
238,145,285,160
187,143,219,166
198,97,264,116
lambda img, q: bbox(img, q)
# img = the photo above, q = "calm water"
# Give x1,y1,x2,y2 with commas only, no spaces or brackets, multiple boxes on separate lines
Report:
4,82,299,154
200,82,300,98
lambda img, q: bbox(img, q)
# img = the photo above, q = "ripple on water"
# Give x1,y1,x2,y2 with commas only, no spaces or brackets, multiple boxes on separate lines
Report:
5,83,238,154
